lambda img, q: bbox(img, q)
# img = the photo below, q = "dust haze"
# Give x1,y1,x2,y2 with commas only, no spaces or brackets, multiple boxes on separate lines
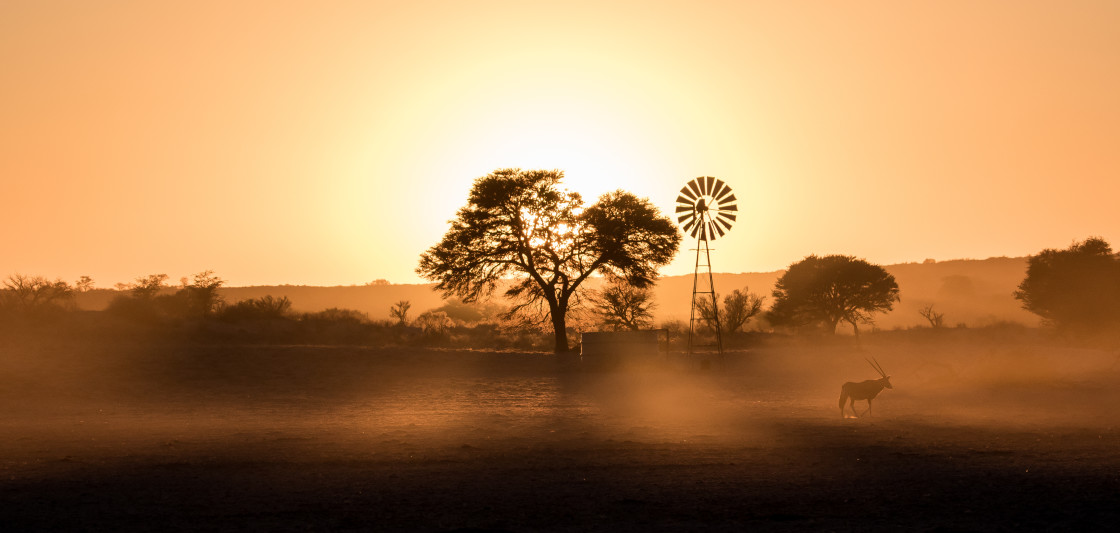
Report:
3,326,1119,530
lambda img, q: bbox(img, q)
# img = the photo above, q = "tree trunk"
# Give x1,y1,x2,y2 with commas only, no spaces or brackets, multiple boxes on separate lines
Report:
551,311,569,353
848,318,861,339
827,317,842,335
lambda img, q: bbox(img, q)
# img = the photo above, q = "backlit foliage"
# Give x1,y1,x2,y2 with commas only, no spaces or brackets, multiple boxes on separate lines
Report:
769,255,899,336
1014,237,1120,330
417,168,680,352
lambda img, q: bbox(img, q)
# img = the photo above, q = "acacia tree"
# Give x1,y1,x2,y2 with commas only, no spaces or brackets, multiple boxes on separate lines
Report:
697,287,765,334
0,274,74,314
588,279,656,331
75,276,95,292
1014,237,1120,330
768,255,899,336
417,168,680,352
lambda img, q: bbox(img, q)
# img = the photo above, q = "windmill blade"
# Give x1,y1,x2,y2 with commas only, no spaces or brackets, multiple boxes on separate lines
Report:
713,180,730,201
687,179,703,197
675,178,737,239
712,221,725,238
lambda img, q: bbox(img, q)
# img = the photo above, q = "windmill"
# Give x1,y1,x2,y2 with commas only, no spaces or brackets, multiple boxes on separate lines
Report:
675,177,737,357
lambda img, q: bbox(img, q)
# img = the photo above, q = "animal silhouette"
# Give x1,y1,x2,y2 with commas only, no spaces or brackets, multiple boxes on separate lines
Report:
839,357,892,418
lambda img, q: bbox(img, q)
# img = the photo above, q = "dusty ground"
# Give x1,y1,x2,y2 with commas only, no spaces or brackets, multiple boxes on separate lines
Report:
2,336,1119,531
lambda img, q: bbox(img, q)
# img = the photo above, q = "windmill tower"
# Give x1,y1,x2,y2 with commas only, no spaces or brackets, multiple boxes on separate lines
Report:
675,177,737,357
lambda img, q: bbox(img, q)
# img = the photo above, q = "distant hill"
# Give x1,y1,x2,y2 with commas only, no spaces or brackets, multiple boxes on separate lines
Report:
74,257,1037,329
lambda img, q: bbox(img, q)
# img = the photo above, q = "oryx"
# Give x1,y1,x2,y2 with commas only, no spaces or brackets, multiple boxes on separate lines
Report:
839,357,892,418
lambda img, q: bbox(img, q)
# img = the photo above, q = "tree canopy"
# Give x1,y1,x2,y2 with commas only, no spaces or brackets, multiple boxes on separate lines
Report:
768,255,899,336
1014,237,1120,330
417,168,680,352
0,274,74,316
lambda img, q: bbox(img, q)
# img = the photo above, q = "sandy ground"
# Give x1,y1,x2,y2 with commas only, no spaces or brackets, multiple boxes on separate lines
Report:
2,339,1119,531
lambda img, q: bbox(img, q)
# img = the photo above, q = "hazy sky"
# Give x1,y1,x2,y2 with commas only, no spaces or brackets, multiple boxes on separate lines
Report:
3,1,1118,287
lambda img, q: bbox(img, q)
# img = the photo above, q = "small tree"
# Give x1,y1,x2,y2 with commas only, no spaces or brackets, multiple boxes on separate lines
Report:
768,255,900,336
75,276,95,292
179,270,224,317
697,287,765,334
389,300,411,326
918,304,945,328
130,274,169,299
587,279,657,331
1014,237,1120,330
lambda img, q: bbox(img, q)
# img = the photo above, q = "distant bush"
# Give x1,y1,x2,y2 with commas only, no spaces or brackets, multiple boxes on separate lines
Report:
416,310,453,336
5,271,554,348
296,308,375,344
105,271,225,324
220,295,292,322
431,299,505,324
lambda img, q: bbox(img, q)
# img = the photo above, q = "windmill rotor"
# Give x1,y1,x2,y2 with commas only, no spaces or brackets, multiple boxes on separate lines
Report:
675,176,738,240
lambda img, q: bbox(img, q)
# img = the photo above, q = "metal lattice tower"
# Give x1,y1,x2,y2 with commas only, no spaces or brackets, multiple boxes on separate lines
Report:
675,177,738,358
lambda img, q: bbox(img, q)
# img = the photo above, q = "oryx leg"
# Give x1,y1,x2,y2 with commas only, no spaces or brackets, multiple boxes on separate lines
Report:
855,400,870,417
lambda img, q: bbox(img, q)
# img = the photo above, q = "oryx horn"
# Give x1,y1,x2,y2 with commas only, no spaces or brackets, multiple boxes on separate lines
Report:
866,357,887,378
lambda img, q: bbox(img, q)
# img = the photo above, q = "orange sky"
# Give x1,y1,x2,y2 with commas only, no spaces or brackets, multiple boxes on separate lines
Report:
3,1,1118,287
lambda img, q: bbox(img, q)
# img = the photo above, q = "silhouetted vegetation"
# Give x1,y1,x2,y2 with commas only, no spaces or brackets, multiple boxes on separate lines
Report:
389,300,411,325
75,275,95,292
430,299,504,323
0,269,557,350
768,255,900,336
587,279,657,331
219,295,292,321
0,274,75,317
918,304,945,328
696,286,765,334
417,168,681,352
415,310,453,337
1014,237,1120,331
105,271,225,323
11,237,1119,351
